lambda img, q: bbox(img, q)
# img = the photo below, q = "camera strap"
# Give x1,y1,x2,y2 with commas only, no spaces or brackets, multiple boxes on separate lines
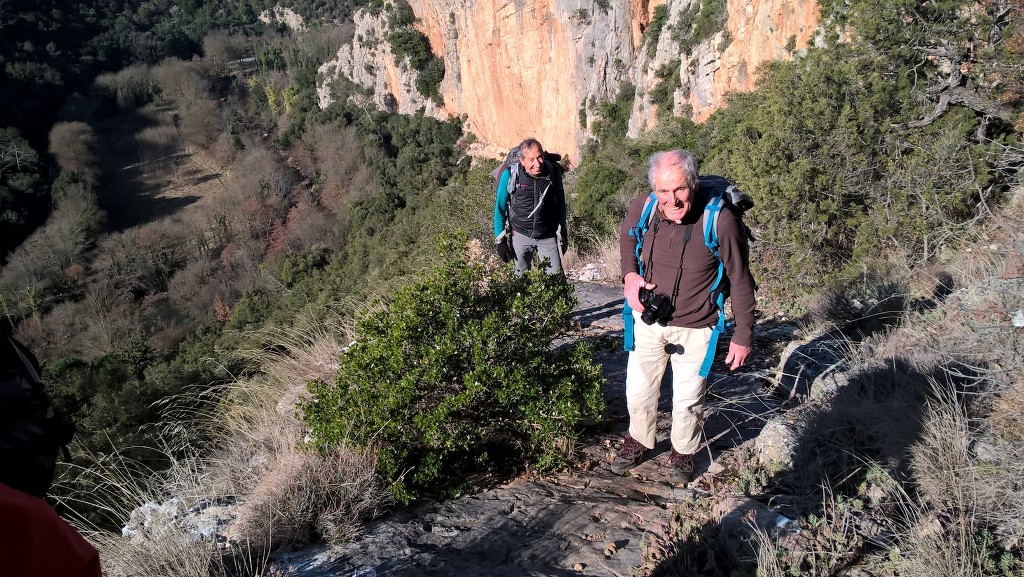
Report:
670,224,694,304
645,219,694,305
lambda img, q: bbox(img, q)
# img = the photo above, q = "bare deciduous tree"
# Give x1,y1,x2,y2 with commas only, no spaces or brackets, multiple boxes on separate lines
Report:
201,30,248,77
152,58,210,107
94,63,155,109
178,98,222,149
48,121,100,184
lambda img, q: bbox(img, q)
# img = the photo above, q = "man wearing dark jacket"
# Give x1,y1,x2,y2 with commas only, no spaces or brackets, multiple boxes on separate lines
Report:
611,149,756,483
493,138,568,274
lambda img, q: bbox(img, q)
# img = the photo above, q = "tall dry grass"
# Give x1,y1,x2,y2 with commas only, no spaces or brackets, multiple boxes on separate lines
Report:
745,188,1024,577
562,233,624,282
62,320,390,576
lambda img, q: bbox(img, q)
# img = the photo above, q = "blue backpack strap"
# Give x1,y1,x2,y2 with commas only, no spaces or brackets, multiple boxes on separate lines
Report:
703,194,726,293
623,193,659,352
622,301,636,351
629,193,659,276
699,193,730,377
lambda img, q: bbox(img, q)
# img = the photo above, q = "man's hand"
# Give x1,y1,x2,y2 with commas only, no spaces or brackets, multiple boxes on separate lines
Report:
559,234,568,255
724,342,751,371
624,272,652,311
495,235,514,263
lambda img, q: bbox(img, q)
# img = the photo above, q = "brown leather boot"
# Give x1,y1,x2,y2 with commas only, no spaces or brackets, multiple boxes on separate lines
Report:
667,449,695,484
610,435,648,475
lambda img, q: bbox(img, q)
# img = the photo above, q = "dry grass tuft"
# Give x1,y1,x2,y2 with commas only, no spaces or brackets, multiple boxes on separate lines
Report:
990,382,1024,443
233,445,388,550
805,273,908,340
199,322,389,549
909,383,974,509
90,528,219,577
70,320,389,573
563,234,622,283
737,187,1024,577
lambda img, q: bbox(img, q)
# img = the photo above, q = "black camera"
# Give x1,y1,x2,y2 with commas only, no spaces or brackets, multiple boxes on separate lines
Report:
639,288,674,325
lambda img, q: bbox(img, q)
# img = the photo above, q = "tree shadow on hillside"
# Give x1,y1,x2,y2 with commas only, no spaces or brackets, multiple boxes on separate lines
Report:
646,275,970,575
94,105,214,231
647,357,989,576
98,177,202,232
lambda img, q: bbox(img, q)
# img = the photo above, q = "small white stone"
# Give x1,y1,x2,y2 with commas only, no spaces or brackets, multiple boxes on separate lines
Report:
1012,309,1024,328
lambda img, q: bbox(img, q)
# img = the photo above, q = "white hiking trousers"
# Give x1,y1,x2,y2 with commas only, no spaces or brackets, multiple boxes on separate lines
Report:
625,321,712,455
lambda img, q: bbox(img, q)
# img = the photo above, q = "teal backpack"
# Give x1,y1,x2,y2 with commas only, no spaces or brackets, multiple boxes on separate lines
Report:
622,175,754,377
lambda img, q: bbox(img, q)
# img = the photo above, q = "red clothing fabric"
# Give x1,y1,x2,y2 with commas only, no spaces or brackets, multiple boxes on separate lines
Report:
0,482,102,577
619,192,757,347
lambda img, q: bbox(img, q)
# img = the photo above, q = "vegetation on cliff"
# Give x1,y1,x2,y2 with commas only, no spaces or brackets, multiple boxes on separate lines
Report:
0,0,1020,575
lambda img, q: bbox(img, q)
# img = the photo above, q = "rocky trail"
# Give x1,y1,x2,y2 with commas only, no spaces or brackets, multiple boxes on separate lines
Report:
272,281,806,577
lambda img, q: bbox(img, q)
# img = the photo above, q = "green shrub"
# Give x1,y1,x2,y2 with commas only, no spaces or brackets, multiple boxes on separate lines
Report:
649,59,681,116
673,0,728,55
389,0,417,28
301,241,605,503
387,4,445,101
591,82,634,142
696,24,1008,295
415,56,445,103
573,161,629,240
389,28,432,70
643,4,669,56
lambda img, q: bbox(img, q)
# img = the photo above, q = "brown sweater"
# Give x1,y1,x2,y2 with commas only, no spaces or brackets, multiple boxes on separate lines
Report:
619,193,756,347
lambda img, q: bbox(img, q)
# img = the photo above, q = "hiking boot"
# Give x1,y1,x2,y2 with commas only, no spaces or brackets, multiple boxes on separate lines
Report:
610,435,648,475
667,449,695,484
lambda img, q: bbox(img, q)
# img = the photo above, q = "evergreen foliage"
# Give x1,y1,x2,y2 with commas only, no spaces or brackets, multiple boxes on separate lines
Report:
700,25,1006,289
591,82,635,142
672,0,728,55
649,59,681,116
572,162,630,242
387,0,444,101
580,0,1019,296
0,129,45,256
0,0,1018,544
643,5,669,56
302,241,605,503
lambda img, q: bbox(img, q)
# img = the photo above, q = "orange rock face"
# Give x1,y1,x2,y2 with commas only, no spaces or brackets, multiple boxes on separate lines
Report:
694,0,820,121
318,0,820,161
411,0,585,160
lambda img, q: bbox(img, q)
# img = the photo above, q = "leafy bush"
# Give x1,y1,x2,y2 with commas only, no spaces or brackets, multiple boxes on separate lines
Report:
415,56,445,103
572,161,629,240
649,59,681,116
387,4,445,101
301,241,605,502
591,82,635,142
643,4,669,56
388,0,416,28
673,0,728,55
389,28,432,71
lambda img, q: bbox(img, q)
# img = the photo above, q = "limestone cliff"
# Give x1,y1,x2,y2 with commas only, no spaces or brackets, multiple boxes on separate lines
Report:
316,0,820,161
